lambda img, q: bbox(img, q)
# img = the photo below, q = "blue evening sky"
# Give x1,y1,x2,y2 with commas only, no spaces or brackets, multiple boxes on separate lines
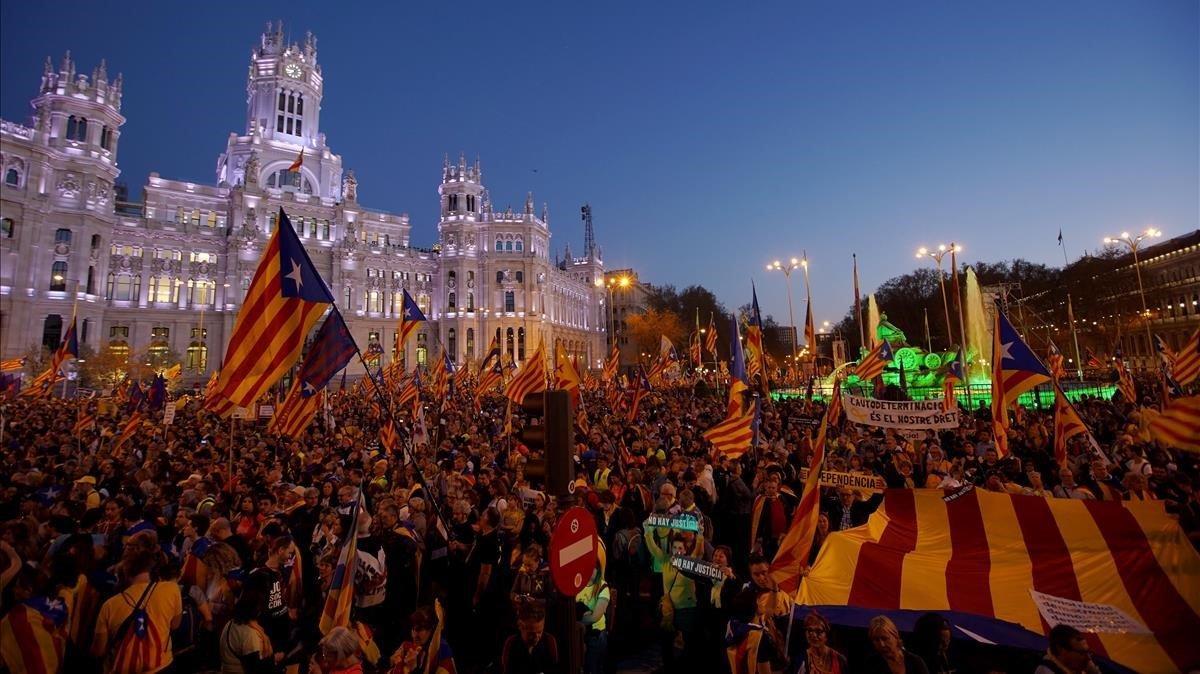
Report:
2,1,1196,327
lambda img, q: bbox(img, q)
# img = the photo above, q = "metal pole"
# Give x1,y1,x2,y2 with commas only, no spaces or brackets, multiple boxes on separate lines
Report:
1066,293,1084,381
935,259,953,350
783,270,798,365
1130,243,1153,371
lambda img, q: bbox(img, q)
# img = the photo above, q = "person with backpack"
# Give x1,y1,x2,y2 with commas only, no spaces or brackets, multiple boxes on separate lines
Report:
90,533,182,674
576,561,611,674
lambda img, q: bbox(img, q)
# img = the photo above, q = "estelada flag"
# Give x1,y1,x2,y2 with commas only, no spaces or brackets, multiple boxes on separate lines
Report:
380,420,401,455
798,489,1200,674
208,208,333,411
505,341,546,403
770,381,840,594
112,412,143,454
1053,384,1089,467
1144,395,1200,451
319,492,363,634
942,358,964,413
1171,327,1200,386
853,338,893,382
396,289,427,351
0,596,68,674
554,343,582,404
991,302,1049,456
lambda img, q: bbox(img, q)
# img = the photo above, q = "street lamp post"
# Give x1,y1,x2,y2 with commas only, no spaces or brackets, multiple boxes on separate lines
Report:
1104,228,1162,369
767,258,803,370
916,244,961,351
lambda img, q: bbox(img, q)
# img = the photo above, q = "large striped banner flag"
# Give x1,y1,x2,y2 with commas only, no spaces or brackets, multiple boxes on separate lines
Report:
798,488,1200,673
209,208,333,412
770,381,841,594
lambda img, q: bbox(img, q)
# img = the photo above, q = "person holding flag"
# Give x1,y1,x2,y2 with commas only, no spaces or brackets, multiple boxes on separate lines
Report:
991,301,1051,456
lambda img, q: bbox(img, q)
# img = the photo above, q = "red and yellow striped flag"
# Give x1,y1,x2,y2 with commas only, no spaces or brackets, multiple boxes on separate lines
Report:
1172,327,1200,386
505,341,546,403
853,339,893,382
0,357,24,372
1053,385,1089,467
319,493,362,634
798,489,1200,674
112,412,143,454
0,599,68,674
74,412,96,435
287,148,304,172
1145,395,1200,451
208,209,333,411
554,343,582,404
603,345,620,382
770,382,840,594
1116,359,1136,403
380,420,401,455
269,378,322,438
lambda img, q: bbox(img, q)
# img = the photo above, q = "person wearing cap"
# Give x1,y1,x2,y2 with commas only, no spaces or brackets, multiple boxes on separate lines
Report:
73,476,101,510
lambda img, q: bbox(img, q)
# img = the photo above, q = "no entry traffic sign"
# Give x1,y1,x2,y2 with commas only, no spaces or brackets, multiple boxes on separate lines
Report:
549,506,598,596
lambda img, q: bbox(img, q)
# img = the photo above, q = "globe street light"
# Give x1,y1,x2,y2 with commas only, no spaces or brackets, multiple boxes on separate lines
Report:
916,243,961,351
1104,228,1162,367
767,257,804,366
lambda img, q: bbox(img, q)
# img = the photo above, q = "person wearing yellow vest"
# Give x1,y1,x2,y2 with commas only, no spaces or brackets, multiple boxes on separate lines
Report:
592,455,612,491
576,558,610,674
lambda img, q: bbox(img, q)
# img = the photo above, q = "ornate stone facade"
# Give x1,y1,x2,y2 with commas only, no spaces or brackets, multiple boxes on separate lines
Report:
0,23,607,378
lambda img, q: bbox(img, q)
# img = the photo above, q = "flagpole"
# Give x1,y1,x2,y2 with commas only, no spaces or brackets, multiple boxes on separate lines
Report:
1058,233,1085,382
853,254,865,353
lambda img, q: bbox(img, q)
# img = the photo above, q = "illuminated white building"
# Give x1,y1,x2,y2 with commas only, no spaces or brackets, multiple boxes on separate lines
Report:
0,23,607,378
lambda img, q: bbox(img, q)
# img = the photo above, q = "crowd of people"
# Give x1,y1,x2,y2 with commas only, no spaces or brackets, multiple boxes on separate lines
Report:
0,371,1197,674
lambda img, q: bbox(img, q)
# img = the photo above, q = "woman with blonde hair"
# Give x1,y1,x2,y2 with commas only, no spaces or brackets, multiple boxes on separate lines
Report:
863,615,930,673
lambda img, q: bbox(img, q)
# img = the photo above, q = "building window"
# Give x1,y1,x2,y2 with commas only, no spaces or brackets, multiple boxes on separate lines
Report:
417,294,430,316
466,328,475,359
50,261,68,291
416,333,428,366
189,251,213,263
42,315,63,350
86,266,96,294
448,328,457,362
448,292,456,310
496,271,504,284
518,328,526,361
65,115,88,142
504,291,515,312
344,286,354,310
148,326,169,360
106,273,139,301
90,234,101,251
367,290,383,313
149,276,176,303
81,318,90,344
448,194,459,213
187,341,208,371
110,244,142,257
495,239,503,252
107,340,130,361
467,292,474,311
4,169,18,186
515,271,524,283
515,238,524,252
276,90,304,136
466,195,475,212
55,228,72,245
100,125,114,150
189,279,214,306
266,169,313,194
505,240,513,252
317,219,330,240
506,328,515,357
1,218,13,238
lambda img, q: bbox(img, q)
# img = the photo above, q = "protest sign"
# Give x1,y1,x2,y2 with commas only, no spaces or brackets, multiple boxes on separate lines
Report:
671,555,726,582
647,513,700,532
162,402,176,426
843,394,959,430
1030,590,1150,635
797,468,885,493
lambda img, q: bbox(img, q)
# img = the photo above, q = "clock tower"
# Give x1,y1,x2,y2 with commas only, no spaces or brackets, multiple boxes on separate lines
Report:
216,21,342,199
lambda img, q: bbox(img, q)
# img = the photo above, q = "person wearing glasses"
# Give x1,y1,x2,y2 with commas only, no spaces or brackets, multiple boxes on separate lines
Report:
791,611,847,674
1035,624,1100,674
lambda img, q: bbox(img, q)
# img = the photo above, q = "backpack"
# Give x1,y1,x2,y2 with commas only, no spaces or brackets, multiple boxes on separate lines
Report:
171,590,202,656
613,527,647,568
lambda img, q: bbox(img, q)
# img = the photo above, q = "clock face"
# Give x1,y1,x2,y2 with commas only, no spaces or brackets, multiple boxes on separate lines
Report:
284,63,302,79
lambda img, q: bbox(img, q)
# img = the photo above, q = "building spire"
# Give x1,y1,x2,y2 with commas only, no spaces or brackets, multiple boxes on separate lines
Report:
525,191,534,215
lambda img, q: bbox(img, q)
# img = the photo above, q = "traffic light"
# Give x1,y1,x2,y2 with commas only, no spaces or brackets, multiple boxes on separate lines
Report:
519,390,575,496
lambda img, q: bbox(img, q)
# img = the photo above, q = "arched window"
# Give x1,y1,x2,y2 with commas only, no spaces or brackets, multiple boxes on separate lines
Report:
448,328,457,362
496,271,504,284
1,218,14,238
504,291,515,312
187,341,208,371
90,234,101,250
518,328,526,361
467,292,474,311
106,273,139,301
42,314,63,350
466,328,475,359
515,238,524,252
66,116,88,142
4,169,19,186
506,328,515,357
276,90,304,136
100,126,114,150
188,279,214,306
149,275,175,303
505,240,513,252
50,261,68,291
447,292,456,310
416,333,428,366
495,239,504,252
86,266,96,294
55,228,72,244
